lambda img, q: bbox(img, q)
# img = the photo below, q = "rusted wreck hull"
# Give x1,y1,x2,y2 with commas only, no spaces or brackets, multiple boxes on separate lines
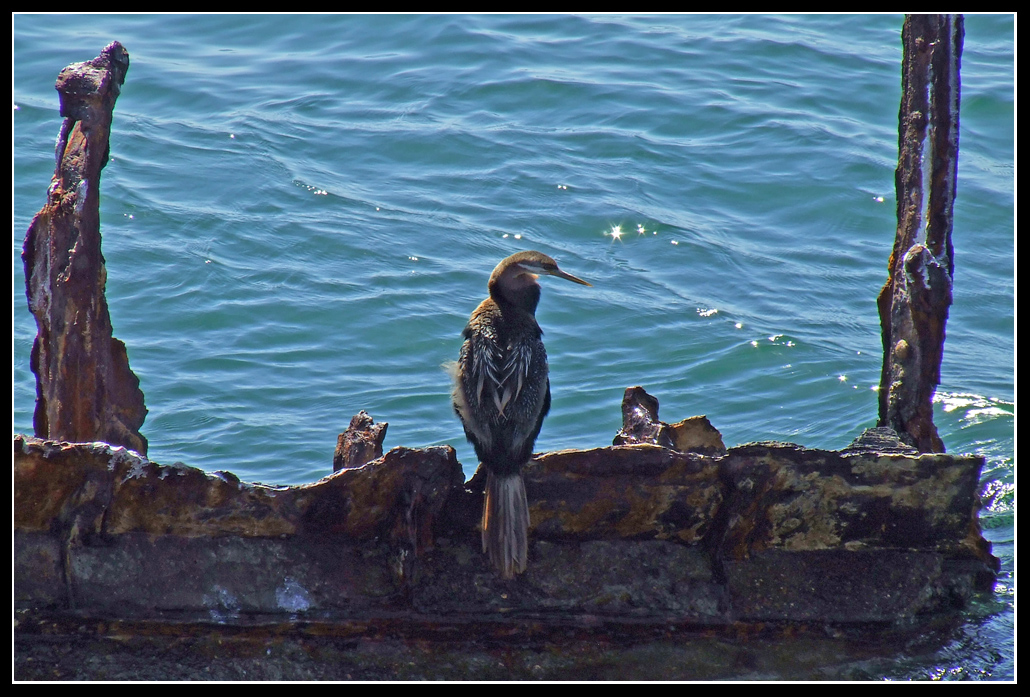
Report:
13,431,996,626
21,41,148,457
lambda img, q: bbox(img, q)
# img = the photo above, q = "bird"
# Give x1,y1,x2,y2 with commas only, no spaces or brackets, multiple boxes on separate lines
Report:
449,250,591,579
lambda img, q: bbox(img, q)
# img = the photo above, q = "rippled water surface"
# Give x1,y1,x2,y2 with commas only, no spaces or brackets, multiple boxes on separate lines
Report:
13,14,1013,680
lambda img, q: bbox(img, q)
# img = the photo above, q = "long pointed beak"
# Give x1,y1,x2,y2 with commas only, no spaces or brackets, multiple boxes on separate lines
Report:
546,267,592,287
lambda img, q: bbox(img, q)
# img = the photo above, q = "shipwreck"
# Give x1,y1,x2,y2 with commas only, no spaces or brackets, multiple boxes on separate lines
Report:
14,16,999,681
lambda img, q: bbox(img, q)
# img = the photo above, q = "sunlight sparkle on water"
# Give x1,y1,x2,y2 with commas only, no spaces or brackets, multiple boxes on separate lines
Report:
934,392,1014,424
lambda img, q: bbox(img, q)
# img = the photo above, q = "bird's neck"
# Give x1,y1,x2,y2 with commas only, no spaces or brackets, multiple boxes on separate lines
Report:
489,281,540,316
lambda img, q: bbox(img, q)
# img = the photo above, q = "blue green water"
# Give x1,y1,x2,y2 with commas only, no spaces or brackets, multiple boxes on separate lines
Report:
13,14,1013,680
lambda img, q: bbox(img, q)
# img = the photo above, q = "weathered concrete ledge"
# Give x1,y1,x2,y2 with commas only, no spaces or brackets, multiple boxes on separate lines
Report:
14,416,997,628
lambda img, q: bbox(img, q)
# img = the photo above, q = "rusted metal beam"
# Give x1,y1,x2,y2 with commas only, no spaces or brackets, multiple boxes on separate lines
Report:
877,15,964,453
21,42,148,455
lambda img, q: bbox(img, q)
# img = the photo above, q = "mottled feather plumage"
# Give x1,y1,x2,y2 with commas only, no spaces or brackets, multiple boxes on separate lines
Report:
450,251,590,579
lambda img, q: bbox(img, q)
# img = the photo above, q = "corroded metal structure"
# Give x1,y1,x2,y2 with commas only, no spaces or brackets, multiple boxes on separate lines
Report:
21,41,147,455
877,15,965,452
14,23,999,679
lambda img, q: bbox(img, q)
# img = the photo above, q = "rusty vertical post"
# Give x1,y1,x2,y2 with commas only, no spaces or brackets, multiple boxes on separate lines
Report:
21,42,148,455
876,15,964,453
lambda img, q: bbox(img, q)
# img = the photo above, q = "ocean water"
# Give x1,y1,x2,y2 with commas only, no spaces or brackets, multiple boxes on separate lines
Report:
13,14,1013,680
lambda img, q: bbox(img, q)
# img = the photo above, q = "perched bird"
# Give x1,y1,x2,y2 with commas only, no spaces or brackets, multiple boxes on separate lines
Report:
450,250,591,578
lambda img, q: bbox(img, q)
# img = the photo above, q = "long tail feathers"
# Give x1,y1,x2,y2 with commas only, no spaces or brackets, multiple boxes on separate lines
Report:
482,471,529,579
